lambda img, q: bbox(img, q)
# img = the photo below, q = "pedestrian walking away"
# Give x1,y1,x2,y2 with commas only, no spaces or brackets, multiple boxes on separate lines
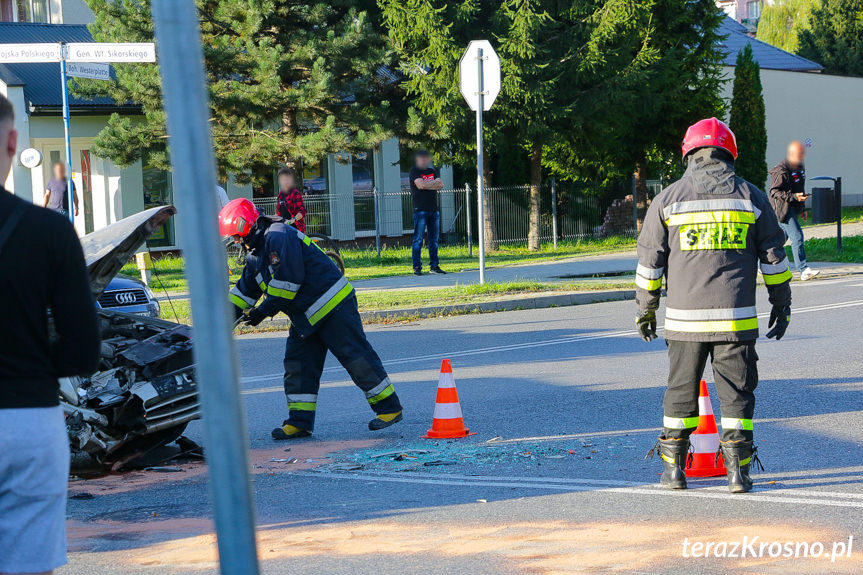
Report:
769,141,819,281
636,118,792,494
0,93,101,575
409,149,446,275
43,161,79,218
276,166,307,233
220,198,403,439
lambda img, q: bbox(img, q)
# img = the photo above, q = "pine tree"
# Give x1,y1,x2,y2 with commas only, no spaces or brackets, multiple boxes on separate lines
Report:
75,0,399,184
798,0,863,76
729,45,768,189
379,0,655,250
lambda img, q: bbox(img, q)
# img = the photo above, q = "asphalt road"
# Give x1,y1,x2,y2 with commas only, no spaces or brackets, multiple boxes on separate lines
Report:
62,273,863,575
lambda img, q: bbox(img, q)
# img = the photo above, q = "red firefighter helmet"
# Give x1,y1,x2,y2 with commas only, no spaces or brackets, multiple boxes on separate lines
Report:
219,198,259,238
681,117,738,159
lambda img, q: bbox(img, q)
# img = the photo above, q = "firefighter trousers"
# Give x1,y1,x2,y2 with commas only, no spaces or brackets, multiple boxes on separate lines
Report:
282,295,402,430
663,340,758,443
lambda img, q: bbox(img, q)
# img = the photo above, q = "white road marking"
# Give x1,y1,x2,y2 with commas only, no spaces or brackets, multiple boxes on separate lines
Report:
239,298,863,389
295,470,863,509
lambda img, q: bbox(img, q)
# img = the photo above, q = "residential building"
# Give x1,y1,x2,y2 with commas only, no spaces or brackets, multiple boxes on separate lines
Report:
1,0,93,25
719,17,863,206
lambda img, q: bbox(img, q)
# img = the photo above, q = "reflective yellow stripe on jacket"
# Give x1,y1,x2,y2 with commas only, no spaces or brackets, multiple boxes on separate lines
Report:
635,264,664,291
230,286,257,310
664,306,758,333
760,258,793,285
305,276,354,326
267,278,301,300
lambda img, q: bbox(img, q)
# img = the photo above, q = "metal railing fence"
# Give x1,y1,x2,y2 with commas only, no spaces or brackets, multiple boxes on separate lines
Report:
252,177,662,249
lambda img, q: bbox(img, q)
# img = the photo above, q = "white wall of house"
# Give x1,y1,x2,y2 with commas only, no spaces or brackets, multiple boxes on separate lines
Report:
721,66,863,206
0,84,33,199
53,0,93,24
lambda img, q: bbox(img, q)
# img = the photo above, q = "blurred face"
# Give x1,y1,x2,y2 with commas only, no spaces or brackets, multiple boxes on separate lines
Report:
787,141,805,167
0,119,17,185
53,162,66,180
278,173,295,191
415,154,431,169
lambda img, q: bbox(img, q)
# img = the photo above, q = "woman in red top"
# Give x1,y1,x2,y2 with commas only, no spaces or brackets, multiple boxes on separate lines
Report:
276,167,307,233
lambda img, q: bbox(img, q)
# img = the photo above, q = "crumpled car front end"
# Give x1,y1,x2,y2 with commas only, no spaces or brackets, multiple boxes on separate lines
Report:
63,206,201,470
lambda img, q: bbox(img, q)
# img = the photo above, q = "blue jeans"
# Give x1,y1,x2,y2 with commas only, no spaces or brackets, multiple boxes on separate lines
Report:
779,213,807,271
412,210,440,270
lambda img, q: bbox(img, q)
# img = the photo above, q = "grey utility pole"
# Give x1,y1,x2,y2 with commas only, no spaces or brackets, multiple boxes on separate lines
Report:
150,1,260,574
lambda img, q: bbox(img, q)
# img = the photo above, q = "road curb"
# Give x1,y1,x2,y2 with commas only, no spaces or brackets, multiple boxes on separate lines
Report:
235,289,635,332
360,289,635,323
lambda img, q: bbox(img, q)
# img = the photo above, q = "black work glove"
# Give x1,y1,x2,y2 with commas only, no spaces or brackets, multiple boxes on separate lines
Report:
765,305,790,340
243,307,267,327
635,309,657,342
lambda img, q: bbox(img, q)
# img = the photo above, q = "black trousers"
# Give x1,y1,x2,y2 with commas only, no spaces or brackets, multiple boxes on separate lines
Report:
282,296,402,430
663,340,758,443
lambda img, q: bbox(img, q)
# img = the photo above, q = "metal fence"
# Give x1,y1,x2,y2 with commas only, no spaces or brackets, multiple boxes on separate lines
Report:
252,178,662,247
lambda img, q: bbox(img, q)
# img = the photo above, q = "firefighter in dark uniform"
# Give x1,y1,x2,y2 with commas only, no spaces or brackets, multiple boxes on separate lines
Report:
636,118,792,493
219,198,403,439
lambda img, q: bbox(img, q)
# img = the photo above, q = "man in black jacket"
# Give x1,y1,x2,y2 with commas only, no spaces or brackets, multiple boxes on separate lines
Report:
0,94,101,575
769,141,819,281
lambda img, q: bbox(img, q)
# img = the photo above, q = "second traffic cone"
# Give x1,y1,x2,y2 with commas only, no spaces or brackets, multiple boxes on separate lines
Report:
423,359,475,439
685,380,727,478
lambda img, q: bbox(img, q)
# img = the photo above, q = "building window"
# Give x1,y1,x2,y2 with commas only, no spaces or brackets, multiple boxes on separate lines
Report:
747,0,761,20
142,159,175,248
301,159,328,195
15,0,50,22
352,151,376,233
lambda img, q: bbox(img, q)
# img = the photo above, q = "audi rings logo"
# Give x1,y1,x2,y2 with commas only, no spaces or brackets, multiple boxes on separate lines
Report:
115,292,137,305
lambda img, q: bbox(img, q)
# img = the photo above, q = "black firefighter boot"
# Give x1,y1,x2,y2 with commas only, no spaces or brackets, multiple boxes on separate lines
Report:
719,440,762,494
652,437,690,490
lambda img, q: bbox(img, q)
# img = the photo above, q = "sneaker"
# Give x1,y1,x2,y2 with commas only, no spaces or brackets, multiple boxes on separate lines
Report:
429,267,447,275
800,267,820,281
413,269,423,276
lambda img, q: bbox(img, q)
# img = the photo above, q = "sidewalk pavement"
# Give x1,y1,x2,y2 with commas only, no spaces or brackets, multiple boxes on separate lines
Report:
353,251,638,292
802,220,863,240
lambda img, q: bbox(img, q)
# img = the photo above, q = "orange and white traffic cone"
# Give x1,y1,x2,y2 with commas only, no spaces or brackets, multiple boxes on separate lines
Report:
685,380,727,478
423,359,475,439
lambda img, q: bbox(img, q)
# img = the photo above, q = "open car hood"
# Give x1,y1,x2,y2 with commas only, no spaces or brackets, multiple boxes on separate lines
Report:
81,206,176,298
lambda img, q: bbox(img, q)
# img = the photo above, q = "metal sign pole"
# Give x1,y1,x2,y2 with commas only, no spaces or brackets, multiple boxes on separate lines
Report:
835,177,842,252
373,186,381,259
465,183,472,257
151,1,260,574
551,178,558,250
59,43,74,224
475,47,486,285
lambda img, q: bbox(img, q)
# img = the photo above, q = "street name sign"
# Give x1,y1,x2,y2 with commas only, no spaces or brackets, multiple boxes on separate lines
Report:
66,62,112,81
0,43,62,62
66,43,156,63
459,40,501,112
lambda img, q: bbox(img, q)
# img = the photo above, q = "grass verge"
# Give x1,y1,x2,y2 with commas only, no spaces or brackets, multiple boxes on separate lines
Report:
157,279,635,326
800,207,863,227
791,235,863,264
122,236,636,292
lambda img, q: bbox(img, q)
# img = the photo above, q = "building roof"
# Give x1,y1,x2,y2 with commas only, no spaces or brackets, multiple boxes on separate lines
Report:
718,17,823,72
0,23,137,114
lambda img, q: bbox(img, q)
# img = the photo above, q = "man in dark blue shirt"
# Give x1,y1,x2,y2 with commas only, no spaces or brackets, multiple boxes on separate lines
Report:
409,150,446,275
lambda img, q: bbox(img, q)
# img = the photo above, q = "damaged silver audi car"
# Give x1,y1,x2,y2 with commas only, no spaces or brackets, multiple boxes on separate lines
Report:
60,206,201,470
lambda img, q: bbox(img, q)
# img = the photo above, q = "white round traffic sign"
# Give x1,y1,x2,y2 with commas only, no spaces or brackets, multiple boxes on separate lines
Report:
19,148,43,169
